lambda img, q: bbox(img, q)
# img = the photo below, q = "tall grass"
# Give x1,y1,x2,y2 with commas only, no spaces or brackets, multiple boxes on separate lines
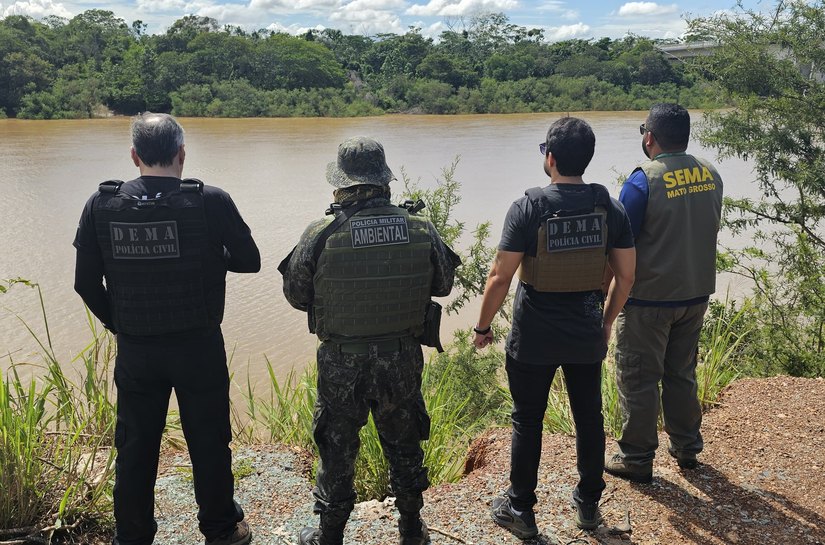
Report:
542,302,747,438
1,281,116,542
245,345,486,501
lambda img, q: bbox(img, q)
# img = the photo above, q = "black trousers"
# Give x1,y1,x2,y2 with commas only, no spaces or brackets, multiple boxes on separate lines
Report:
112,328,243,545
505,355,606,511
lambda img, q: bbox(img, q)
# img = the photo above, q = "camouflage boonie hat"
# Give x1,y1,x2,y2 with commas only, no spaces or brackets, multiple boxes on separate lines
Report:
326,136,396,188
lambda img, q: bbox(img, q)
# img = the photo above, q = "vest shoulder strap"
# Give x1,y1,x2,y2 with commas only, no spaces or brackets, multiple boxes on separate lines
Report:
98,180,124,194
311,200,372,264
524,187,544,202
180,178,204,193
590,183,611,208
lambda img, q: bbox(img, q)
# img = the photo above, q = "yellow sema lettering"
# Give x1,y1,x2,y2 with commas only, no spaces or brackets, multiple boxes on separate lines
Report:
662,166,714,189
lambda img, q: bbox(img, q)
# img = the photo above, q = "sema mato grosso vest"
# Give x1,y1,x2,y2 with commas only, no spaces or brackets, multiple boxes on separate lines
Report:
518,184,611,292
632,153,723,301
313,205,433,342
93,179,217,336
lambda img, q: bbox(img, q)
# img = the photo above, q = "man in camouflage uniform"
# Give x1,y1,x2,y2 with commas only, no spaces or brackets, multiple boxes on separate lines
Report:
281,136,459,545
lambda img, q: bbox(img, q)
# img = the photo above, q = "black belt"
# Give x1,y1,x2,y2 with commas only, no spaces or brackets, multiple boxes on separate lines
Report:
336,339,402,354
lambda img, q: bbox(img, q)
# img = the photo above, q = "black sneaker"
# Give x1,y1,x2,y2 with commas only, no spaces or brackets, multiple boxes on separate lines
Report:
668,448,698,469
490,496,539,540
205,521,251,545
573,501,603,530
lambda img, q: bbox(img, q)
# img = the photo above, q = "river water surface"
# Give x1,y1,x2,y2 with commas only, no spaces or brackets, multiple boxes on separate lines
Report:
0,112,756,382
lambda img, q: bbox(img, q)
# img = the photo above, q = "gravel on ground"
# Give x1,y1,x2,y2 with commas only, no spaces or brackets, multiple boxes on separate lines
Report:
150,376,825,545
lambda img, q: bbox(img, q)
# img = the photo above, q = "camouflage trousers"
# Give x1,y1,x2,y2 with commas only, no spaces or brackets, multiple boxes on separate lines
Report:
311,336,431,522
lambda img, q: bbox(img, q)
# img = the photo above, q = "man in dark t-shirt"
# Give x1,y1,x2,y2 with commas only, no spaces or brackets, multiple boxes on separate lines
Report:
473,117,635,538
73,113,259,545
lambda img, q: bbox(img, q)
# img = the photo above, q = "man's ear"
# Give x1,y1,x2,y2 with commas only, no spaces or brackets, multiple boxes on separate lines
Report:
130,147,140,167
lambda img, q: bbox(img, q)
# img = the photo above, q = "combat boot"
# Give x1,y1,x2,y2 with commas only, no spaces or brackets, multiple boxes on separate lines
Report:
298,513,346,545
398,511,431,545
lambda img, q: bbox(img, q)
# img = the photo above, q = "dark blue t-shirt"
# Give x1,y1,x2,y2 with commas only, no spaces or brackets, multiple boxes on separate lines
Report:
499,183,634,365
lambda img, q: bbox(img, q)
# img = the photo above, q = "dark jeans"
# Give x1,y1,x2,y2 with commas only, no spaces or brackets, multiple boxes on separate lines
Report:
505,355,606,511
112,328,243,545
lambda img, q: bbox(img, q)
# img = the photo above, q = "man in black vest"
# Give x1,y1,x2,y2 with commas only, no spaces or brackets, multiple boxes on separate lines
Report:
473,117,635,538
605,103,723,483
281,136,459,545
73,113,260,545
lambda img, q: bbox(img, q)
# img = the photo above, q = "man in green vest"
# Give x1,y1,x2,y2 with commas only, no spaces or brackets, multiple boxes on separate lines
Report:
281,136,459,545
605,103,724,483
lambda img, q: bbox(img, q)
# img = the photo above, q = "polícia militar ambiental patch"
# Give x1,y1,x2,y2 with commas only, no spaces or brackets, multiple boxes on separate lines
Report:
545,213,603,253
350,215,409,248
110,221,180,259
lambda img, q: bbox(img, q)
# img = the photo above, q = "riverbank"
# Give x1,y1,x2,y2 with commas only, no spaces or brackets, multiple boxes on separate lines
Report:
142,376,825,545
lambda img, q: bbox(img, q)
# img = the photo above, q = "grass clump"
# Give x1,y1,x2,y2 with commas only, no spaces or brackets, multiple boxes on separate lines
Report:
1,280,116,542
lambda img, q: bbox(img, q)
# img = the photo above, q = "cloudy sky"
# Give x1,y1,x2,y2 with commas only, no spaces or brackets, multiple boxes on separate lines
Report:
0,0,765,40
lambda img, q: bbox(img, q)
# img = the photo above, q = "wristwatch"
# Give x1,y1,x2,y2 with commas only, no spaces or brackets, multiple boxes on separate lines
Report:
473,324,492,335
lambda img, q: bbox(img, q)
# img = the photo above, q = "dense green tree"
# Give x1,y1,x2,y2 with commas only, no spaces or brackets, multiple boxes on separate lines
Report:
252,33,345,89
417,51,478,88
317,29,372,71
362,29,433,80
61,10,132,68
689,1,825,376
0,16,56,114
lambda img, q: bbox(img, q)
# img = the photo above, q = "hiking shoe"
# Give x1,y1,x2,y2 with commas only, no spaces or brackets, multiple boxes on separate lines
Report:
399,520,431,545
604,453,653,484
298,528,321,545
205,521,251,545
490,496,539,539
668,449,698,469
573,501,603,530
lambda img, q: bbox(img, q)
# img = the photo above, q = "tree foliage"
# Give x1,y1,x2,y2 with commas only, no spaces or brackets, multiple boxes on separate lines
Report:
0,10,724,118
688,0,825,376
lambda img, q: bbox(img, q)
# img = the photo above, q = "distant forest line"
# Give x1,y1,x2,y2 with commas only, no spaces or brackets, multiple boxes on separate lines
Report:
0,10,727,119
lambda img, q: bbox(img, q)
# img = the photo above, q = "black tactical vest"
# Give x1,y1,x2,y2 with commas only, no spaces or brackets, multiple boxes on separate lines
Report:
518,184,610,293
313,205,433,342
93,179,215,336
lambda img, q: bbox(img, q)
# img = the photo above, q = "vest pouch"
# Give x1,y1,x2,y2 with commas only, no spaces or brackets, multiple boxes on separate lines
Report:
415,300,444,353
519,207,609,293
307,303,317,334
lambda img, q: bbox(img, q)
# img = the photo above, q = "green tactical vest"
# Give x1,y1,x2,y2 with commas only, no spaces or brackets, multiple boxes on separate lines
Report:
632,153,723,301
518,184,610,293
313,205,433,342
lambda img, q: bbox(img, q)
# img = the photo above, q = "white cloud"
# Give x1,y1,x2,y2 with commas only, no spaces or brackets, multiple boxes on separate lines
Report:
329,5,404,34
2,0,71,18
618,2,678,17
136,0,189,12
406,0,517,17
248,0,339,10
546,22,590,41
266,20,325,34
537,1,578,20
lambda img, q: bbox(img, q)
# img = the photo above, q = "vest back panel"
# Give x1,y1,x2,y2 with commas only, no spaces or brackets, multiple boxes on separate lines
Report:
313,206,433,342
93,187,214,336
633,155,723,301
518,184,610,292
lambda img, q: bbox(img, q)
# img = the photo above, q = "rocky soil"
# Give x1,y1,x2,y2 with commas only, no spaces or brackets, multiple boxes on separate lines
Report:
151,376,825,545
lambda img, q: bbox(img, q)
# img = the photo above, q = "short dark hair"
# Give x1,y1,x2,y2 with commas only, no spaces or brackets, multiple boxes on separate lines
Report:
646,103,690,151
131,113,185,167
545,117,595,176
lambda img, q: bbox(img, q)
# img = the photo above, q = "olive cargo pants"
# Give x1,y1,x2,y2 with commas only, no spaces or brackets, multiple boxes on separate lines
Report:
613,302,708,466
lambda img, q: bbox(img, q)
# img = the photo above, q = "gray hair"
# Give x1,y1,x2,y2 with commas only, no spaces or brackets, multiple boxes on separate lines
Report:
130,112,185,167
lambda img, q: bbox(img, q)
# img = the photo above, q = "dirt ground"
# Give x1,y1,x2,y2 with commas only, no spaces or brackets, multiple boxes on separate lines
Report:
145,376,824,545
